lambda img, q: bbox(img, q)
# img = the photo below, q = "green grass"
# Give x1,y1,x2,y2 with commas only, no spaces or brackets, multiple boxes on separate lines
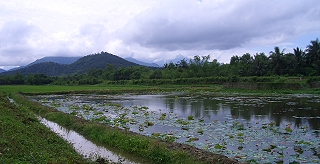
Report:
0,92,91,163
1,83,319,95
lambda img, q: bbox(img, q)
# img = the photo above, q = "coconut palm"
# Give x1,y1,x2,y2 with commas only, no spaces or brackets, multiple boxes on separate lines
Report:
293,47,305,74
305,38,320,75
306,38,320,64
252,53,269,76
269,46,286,75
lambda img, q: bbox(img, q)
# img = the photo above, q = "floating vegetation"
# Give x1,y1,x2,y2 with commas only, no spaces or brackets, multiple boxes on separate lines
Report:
176,119,189,125
186,137,199,142
285,125,293,133
188,115,194,120
29,93,320,163
159,113,166,120
197,128,204,135
145,121,154,126
82,104,93,110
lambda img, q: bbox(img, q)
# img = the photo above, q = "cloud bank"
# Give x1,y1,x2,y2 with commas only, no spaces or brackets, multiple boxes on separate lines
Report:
0,0,319,69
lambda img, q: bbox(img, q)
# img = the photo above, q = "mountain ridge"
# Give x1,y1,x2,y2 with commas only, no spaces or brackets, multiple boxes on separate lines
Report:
0,52,142,76
125,57,160,67
0,68,5,73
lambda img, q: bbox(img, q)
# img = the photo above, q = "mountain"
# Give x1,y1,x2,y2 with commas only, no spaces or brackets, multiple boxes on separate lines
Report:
125,57,160,67
65,52,140,74
27,56,81,66
7,56,81,72
154,54,188,66
0,68,5,73
1,52,141,76
3,62,67,76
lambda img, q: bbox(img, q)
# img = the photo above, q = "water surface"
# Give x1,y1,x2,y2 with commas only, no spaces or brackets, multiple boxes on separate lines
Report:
30,93,320,163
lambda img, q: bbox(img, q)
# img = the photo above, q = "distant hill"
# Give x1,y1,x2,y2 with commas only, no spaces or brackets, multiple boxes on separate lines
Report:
3,62,67,76
1,52,141,76
125,57,160,67
27,56,81,66
0,68,5,73
154,54,188,66
66,52,139,74
7,56,81,72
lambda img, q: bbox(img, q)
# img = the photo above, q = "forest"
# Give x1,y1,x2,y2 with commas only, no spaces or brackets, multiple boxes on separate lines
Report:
0,38,319,86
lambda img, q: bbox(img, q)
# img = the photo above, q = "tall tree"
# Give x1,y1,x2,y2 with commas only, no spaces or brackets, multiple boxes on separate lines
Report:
239,53,253,76
305,38,320,75
293,47,305,75
252,53,269,76
269,47,286,75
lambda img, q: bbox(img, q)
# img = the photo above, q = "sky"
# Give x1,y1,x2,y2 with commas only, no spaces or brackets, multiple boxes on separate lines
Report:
0,0,320,70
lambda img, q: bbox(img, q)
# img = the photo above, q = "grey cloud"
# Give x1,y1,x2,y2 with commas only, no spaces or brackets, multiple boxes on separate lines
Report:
0,20,42,65
120,0,320,51
0,20,37,46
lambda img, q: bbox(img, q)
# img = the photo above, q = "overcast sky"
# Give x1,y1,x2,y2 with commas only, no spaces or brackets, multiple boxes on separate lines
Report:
1,0,320,70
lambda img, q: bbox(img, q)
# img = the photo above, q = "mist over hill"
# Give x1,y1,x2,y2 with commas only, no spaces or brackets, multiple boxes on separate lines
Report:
125,57,160,67
0,68,5,73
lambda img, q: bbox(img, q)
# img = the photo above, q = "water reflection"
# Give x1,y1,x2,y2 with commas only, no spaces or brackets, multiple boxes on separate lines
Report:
30,93,320,163
39,118,145,164
101,94,320,130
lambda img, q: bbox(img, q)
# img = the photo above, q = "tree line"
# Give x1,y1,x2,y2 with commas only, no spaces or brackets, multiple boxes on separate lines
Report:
0,38,319,85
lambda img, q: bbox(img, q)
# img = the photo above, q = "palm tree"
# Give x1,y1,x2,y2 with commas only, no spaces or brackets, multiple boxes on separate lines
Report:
252,53,269,76
293,47,305,75
305,38,320,75
306,38,320,65
269,46,286,75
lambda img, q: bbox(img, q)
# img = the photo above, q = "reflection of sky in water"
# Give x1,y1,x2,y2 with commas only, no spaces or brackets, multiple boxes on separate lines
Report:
30,94,320,164
40,118,144,164
99,94,320,130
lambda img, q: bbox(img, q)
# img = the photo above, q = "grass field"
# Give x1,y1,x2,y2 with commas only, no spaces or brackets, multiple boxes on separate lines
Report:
1,84,319,95
0,84,221,94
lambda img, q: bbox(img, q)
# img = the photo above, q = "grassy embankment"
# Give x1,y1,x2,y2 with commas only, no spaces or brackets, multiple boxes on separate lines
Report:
1,82,320,95
0,92,91,163
1,85,241,164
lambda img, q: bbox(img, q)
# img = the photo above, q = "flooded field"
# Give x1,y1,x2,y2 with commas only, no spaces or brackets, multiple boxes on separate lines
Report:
29,93,320,163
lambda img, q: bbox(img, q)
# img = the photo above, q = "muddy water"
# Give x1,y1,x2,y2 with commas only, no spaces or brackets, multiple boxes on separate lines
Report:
39,118,147,164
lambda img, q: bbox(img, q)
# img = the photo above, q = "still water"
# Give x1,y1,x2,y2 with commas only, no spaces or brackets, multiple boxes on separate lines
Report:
85,93,320,130
30,93,320,163
39,117,147,164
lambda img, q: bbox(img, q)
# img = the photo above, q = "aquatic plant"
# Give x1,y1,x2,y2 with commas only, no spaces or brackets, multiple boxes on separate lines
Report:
186,137,199,142
145,121,154,126
284,124,293,133
176,119,189,125
82,104,93,110
159,113,166,120
187,115,194,120
197,128,204,135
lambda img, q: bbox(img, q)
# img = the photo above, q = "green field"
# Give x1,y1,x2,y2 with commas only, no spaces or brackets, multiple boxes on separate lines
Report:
1,84,320,95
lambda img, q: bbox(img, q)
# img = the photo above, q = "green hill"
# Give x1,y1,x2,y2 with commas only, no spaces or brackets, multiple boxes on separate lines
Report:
1,52,140,76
